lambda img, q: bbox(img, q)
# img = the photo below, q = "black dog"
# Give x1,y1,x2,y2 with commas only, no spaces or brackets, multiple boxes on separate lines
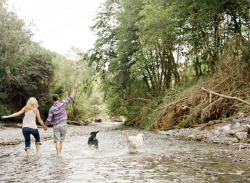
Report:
88,131,99,149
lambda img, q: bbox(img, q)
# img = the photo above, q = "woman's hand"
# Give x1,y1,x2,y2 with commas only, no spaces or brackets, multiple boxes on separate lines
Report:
43,125,48,131
1,116,8,119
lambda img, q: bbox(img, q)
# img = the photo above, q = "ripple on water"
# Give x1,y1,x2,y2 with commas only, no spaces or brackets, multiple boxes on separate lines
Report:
0,125,249,183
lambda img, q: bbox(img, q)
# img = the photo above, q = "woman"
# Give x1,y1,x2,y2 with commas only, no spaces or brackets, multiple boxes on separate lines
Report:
1,97,47,156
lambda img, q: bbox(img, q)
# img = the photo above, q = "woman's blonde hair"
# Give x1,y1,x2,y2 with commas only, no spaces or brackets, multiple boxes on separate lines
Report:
25,97,38,112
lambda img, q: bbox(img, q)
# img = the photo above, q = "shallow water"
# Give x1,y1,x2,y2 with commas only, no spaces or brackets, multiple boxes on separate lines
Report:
0,122,249,183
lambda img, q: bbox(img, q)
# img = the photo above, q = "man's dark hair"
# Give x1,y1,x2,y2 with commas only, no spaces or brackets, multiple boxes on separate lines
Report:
52,94,59,101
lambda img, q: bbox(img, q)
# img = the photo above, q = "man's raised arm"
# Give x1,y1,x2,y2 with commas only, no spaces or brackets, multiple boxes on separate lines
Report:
70,83,77,98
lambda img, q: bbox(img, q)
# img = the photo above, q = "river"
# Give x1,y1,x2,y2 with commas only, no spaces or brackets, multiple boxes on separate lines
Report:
0,122,249,183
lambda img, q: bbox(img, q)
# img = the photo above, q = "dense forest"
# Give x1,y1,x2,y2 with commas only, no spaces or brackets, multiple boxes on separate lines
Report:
0,0,249,129
0,1,108,122
85,0,249,129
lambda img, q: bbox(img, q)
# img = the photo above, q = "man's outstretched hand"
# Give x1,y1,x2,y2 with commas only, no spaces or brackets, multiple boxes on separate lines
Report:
71,83,78,98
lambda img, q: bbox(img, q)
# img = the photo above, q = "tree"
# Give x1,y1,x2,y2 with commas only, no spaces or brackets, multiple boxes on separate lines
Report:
135,0,180,90
85,0,249,121
0,2,53,117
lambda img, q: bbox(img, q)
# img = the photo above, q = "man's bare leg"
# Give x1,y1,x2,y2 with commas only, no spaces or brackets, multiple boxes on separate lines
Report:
55,142,61,155
60,142,63,153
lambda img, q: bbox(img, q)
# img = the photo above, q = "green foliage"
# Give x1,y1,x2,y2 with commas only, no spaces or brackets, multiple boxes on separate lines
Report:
0,104,11,117
85,0,249,124
0,2,54,117
51,54,109,121
86,0,147,119
0,103,22,122
87,0,120,73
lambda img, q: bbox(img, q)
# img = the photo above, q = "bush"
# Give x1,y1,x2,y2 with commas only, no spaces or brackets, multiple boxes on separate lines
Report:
0,104,11,117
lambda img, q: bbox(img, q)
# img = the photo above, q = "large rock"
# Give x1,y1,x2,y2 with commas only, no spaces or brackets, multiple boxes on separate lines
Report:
187,134,196,140
222,124,231,131
211,136,221,144
235,132,247,141
212,129,221,136
234,122,241,128
227,128,245,136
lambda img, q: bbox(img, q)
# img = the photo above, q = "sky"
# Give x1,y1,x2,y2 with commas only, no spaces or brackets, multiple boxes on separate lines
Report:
7,0,105,59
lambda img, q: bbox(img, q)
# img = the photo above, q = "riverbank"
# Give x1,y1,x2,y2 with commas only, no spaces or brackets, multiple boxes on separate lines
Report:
0,122,119,146
159,113,250,146
0,119,249,163
158,113,250,162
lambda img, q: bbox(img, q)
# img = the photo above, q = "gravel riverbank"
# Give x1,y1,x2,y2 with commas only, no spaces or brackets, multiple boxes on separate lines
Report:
159,114,250,147
158,113,250,162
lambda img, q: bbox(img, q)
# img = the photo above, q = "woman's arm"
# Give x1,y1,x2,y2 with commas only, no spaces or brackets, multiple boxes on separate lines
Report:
1,107,26,119
34,109,47,131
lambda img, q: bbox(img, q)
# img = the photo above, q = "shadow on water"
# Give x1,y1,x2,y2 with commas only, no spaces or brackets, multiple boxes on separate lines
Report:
0,121,249,183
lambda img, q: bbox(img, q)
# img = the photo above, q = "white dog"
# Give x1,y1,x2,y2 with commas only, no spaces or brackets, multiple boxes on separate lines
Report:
125,130,144,152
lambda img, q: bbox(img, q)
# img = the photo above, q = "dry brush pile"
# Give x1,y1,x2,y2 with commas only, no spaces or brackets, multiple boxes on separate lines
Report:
127,36,250,131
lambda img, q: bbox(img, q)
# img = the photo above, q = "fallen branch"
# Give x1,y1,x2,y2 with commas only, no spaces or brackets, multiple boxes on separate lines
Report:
153,97,188,112
201,98,224,119
202,87,250,105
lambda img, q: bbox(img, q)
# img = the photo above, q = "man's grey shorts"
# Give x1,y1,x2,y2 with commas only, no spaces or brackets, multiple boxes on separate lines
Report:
53,123,67,143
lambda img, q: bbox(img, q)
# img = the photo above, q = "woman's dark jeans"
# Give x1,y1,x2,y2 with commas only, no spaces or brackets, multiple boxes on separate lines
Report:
22,127,41,150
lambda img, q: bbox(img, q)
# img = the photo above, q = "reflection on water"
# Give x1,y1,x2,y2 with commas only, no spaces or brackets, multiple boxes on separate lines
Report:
0,122,249,183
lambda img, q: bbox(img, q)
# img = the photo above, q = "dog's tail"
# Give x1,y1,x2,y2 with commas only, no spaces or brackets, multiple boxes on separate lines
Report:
125,130,129,142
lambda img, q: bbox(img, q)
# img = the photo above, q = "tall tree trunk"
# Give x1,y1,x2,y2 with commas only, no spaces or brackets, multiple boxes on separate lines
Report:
211,14,221,73
142,72,150,90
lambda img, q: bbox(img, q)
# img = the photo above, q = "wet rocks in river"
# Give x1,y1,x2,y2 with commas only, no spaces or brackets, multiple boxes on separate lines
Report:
94,119,102,123
159,114,250,149
229,154,250,163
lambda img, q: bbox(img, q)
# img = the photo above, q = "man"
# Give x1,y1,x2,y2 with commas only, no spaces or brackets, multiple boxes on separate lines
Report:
45,83,77,155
